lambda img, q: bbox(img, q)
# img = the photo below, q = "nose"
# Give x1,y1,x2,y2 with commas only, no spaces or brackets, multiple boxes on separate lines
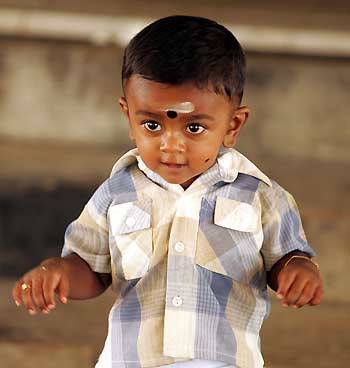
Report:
160,131,186,153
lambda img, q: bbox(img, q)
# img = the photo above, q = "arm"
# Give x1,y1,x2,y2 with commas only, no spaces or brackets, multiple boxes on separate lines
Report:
260,181,323,308
12,253,111,315
267,250,324,308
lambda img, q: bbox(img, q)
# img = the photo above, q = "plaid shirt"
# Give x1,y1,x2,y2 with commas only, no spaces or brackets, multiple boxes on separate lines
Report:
62,148,315,368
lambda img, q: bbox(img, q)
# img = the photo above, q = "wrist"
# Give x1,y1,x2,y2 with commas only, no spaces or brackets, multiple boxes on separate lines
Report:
40,256,73,275
283,255,319,271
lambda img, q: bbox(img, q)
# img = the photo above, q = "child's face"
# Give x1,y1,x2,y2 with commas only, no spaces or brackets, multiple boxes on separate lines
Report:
120,76,249,189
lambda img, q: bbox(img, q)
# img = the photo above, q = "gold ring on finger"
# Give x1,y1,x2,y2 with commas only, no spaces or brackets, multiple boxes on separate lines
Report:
21,283,31,291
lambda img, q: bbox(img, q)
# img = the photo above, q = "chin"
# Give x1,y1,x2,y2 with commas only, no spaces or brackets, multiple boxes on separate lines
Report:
159,174,186,184
163,177,184,184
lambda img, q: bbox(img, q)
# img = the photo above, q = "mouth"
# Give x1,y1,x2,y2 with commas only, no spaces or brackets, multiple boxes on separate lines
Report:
160,162,187,169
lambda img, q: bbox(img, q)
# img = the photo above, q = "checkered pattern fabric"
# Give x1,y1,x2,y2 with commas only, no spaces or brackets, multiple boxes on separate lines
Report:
62,148,315,368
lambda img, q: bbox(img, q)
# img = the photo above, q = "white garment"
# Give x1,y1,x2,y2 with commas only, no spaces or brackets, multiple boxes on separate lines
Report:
160,359,232,367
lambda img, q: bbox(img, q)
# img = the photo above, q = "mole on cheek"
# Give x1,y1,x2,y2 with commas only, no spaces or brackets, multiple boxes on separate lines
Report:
205,158,210,162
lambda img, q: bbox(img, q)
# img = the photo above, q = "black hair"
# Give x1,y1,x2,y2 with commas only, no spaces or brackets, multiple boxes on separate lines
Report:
122,15,246,102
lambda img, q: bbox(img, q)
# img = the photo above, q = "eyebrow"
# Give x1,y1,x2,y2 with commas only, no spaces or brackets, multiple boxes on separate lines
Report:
135,110,163,119
190,114,214,121
135,110,214,121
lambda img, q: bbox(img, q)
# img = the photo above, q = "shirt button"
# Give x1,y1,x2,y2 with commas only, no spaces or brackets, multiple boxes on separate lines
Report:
125,216,136,227
172,296,183,307
174,242,185,253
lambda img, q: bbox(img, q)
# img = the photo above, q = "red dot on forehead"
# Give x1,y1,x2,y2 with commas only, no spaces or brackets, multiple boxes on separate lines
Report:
167,110,178,119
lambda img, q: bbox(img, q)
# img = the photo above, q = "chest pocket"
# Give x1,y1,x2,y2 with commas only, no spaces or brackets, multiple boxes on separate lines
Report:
195,196,263,283
109,198,152,280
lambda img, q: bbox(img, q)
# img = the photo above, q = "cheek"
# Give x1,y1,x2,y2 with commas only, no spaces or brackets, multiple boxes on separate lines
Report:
189,142,220,167
134,136,159,163
133,130,156,149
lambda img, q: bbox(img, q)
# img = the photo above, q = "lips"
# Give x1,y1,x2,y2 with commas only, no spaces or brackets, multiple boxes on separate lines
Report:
160,162,186,168
162,162,185,167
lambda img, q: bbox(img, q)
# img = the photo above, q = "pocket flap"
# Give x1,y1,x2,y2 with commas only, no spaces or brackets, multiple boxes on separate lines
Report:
214,197,260,232
109,198,152,235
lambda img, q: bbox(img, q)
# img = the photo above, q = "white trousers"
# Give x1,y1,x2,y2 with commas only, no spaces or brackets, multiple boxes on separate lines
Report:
96,358,232,368
159,360,232,367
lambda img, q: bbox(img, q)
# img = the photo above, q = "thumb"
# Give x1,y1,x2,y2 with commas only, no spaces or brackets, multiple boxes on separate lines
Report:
55,275,69,304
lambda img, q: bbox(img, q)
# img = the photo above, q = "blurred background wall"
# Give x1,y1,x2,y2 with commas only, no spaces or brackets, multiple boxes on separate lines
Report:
1,1,349,367
1,0,349,302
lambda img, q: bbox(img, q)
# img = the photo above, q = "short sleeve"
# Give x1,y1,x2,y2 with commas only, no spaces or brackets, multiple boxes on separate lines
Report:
260,180,316,271
61,179,112,274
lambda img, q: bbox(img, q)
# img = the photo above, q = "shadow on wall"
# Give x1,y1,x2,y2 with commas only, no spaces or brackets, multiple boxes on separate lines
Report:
0,184,93,277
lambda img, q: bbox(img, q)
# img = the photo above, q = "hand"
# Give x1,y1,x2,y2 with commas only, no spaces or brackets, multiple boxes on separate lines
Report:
12,257,70,315
276,257,324,308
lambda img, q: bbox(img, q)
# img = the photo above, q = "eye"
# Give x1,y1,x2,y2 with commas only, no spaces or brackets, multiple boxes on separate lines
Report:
143,120,161,132
186,123,205,134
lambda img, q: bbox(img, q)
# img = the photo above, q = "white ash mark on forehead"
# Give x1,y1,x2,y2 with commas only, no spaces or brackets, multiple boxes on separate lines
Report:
157,102,195,114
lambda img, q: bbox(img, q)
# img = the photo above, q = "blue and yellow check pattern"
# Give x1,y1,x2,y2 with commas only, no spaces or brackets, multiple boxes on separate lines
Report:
62,148,315,368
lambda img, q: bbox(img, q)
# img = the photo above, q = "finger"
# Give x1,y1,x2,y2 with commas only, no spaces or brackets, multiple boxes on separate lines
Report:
12,279,24,307
283,277,308,306
293,282,316,308
309,286,324,306
20,281,37,315
56,275,69,304
31,277,50,314
276,269,297,300
42,272,61,309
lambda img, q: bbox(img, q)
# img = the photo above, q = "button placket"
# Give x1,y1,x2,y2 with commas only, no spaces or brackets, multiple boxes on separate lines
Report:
165,195,201,317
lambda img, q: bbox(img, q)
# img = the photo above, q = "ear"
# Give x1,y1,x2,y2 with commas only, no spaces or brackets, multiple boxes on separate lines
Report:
119,97,129,119
119,97,135,141
223,106,250,148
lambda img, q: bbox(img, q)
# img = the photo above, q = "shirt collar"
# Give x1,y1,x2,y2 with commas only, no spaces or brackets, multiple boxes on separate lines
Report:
217,147,271,186
110,147,271,192
109,148,185,194
136,155,184,194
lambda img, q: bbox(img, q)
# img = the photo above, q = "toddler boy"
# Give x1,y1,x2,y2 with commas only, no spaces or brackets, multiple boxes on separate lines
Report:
13,15,323,368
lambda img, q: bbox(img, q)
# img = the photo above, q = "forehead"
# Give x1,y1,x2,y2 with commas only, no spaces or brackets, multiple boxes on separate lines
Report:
124,75,235,114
